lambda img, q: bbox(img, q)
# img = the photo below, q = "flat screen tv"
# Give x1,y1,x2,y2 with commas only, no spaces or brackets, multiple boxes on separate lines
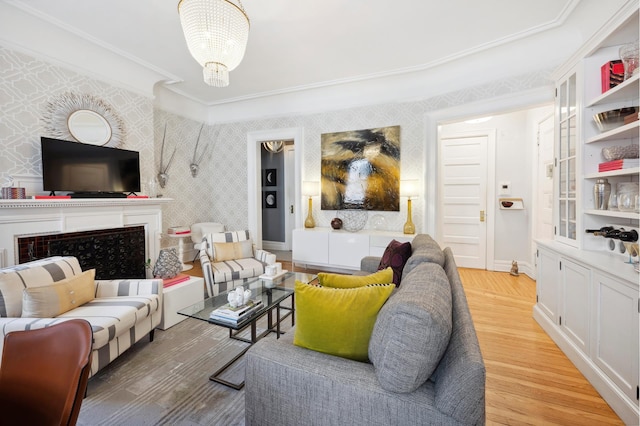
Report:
41,137,141,195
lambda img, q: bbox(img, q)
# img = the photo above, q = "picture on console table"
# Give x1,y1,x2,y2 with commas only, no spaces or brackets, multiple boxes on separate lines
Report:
321,125,400,211
264,191,277,208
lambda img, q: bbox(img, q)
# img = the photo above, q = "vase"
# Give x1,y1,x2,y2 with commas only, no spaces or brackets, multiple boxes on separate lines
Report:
593,178,611,210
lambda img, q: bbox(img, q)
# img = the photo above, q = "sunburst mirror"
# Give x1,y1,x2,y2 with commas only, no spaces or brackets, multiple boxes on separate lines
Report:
43,92,125,147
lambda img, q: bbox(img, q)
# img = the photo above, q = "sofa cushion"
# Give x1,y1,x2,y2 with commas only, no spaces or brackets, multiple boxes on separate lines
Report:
377,240,412,286
0,256,82,318
22,269,96,318
369,261,452,393
213,240,253,261
402,234,445,277
317,267,393,289
205,230,251,258
58,294,161,349
293,281,395,362
210,258,266,283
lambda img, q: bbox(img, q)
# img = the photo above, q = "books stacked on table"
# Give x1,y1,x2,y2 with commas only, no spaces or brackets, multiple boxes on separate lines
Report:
167,226,191,235
209,299,263,324
162,273,190,288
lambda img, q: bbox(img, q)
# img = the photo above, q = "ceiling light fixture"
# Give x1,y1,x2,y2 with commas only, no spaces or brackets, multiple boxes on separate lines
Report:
262,141,285,153
178,0,250,87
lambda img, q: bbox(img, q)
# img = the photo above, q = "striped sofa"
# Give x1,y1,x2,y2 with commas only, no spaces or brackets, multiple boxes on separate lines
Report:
0,256,162,376
198,230,276,297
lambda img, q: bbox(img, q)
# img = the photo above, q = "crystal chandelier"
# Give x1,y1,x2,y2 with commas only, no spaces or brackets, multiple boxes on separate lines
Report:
178,0,250,87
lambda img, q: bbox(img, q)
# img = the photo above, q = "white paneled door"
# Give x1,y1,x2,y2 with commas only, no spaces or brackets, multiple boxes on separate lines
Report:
439,134,490,269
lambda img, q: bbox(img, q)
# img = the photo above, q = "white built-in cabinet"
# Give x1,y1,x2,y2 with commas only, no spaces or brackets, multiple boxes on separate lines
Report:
535,243,638,424
292,228,412,271
535,4,639,424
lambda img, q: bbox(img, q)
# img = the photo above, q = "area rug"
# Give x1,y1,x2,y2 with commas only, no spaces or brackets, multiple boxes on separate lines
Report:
77,315,292,425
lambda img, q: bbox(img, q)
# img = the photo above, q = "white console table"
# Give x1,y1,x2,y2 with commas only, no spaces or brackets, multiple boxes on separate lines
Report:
292,228,413,271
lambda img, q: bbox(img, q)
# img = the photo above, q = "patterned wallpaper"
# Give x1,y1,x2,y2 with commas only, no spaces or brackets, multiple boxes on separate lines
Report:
0,44,553,241
0,46,154,193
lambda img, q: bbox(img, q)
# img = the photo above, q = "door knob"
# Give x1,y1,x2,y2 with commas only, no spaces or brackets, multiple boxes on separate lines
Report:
290,205,294,214
480,210,485,222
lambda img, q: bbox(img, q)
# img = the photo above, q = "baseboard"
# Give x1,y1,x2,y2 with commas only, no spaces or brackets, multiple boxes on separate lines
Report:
262,241,286,251
533,306,640,425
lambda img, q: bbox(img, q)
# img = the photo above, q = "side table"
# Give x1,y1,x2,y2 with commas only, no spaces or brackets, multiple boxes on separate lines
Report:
159,276,204,330
166,233,193,271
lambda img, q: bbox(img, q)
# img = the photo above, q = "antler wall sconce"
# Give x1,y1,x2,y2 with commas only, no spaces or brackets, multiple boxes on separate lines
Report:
158,123,177,188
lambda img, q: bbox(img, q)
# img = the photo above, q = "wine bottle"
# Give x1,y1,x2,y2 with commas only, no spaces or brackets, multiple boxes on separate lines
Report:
618,230,638,242
592,229,619,237
585,226,614,234
604,229,622,239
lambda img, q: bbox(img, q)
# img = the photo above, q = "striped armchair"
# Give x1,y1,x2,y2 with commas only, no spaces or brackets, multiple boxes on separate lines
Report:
199,230,276,297
0,256,163,377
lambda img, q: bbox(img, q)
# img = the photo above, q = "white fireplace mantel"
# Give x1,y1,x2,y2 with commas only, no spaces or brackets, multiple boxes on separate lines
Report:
0,198,172,269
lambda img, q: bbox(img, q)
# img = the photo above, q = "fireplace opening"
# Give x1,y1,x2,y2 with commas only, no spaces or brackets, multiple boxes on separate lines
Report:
17,226,146,279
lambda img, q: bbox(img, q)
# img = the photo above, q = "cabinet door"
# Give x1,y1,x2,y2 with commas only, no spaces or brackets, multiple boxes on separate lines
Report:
560,259,590,353
592,272,639,401
329,232,369,269
555,72,578,245
536,247,560,322
292,229,329,265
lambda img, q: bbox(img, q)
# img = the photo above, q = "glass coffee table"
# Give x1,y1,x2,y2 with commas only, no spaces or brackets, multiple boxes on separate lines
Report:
178,271,316,389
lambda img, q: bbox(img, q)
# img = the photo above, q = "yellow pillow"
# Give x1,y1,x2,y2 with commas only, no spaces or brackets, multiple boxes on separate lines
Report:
293,280,395,362
213,240,253,261
317,267,393,288
22,269,96,318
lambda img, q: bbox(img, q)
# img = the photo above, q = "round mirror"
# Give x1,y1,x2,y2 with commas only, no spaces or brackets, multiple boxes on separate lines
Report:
67,110,112,145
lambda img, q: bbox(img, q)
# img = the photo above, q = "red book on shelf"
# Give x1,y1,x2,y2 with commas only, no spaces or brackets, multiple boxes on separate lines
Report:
33,195,71,199
598,159,639,172
162,274,190,288
127,195,149,198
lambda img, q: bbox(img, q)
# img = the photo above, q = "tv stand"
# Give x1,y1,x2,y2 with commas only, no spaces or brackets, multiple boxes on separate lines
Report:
70,192,127,199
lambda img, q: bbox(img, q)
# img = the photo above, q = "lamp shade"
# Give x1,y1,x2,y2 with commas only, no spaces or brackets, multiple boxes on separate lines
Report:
302,181,319,197
400,180,419,198
178,0,250,87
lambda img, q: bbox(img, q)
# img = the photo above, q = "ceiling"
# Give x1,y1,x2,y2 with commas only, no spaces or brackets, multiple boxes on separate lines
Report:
0,0,632,112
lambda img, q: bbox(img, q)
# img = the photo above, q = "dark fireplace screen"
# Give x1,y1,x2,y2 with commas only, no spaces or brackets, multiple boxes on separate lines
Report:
17,226,146,279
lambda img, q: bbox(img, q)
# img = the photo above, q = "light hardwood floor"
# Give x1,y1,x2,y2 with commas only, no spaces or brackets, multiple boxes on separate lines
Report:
185,261,623,425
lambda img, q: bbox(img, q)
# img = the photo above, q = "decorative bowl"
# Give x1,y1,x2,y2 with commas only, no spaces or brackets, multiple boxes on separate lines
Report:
593,107,638,132
601,144,639,161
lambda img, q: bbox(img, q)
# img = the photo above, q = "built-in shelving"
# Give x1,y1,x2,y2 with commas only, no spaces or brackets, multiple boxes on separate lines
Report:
584,208,639,220
585,121,639,143
584,166,640,178
586,73,639,107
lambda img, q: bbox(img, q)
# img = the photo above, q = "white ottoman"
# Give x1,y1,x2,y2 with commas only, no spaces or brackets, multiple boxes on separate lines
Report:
159,276,205,330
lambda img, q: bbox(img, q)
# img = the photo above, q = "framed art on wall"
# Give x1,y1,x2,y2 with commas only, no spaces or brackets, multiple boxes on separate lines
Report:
265,169,277,186
321,125,400,211
264,191,277,208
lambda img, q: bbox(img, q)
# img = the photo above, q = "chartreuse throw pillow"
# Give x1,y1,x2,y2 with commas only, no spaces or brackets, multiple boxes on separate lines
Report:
317,267,393,289
22,269,96,318
293,280,395,362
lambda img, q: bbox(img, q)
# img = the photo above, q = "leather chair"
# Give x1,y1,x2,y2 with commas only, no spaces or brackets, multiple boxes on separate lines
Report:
0,319,93,426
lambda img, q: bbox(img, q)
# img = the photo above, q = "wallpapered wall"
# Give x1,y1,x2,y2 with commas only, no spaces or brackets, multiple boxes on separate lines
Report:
0,44,553,245
0,46,154,189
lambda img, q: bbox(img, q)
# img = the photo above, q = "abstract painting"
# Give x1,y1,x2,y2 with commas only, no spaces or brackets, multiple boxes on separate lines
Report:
321,125,400,211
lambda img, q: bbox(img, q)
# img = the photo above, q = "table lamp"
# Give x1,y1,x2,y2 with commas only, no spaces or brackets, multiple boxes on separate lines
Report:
400,180,419,234
302,181,319,228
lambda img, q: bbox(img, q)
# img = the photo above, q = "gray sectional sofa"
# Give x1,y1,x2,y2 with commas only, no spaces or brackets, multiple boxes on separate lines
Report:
245,234,486,425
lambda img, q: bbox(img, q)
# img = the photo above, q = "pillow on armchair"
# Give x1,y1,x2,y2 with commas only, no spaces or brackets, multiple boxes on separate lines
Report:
377,239,412,286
